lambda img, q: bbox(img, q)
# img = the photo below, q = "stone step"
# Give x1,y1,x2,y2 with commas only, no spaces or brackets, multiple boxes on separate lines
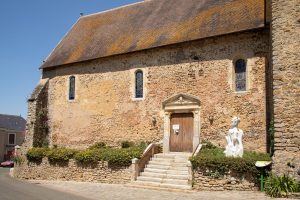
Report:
134,180,192,190
168,152,192,158
137,176,189,185
168,152,192,155
154,154,191,160
133,152,191,191
146,164,188,171
151,157,189,163
148,160,188,167
144,168,189,175
163,178,189,185
137,176,162,183
126,183,193,193
141,172,189,180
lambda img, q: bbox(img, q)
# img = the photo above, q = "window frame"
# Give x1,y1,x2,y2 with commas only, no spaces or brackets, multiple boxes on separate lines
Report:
234,59,247,92
135,70,144,99
69,75,76,101
8,133,16,145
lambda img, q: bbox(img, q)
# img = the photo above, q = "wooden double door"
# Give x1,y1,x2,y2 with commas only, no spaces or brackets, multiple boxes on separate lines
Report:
169,113,194,152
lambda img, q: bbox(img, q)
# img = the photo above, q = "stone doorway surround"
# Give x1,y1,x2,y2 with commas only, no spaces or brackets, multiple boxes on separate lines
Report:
162,94,201,153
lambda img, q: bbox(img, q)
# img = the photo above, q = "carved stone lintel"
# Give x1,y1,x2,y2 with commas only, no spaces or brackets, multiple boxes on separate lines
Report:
163,93,200,109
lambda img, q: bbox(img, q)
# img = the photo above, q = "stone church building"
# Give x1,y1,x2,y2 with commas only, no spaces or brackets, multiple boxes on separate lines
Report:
24,0,299,177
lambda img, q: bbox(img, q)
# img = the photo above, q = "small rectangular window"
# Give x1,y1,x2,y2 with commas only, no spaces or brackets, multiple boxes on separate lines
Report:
8,133,15,145
135,70,144,98
236,72,246,91
69,76,76,100
235,59,247,92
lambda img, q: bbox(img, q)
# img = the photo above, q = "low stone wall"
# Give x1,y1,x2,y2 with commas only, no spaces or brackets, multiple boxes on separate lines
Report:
193,171,258,191
14,158,132,184
15,158,260,191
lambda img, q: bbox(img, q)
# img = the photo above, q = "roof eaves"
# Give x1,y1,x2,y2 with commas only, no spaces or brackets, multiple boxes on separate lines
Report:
41,1,145,69
41,26,266,70
40,17,82,69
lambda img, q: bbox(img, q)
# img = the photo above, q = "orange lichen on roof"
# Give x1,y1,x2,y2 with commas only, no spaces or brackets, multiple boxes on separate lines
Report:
41,0,265,69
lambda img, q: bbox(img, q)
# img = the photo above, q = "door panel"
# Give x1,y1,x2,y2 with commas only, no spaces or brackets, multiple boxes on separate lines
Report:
170,113,194,152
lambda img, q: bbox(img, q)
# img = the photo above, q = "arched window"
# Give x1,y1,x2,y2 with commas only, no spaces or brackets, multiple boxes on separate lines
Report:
235,59,246,92
135,70,143,98
69,76,75,100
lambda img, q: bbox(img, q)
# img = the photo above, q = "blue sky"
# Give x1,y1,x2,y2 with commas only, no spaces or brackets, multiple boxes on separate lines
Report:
0,0,141,118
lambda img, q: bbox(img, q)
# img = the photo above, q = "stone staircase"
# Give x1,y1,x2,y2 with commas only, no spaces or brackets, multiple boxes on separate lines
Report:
132,152,192,190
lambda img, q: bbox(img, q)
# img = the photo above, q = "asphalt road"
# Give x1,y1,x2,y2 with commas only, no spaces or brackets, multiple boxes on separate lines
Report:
0,168,91,200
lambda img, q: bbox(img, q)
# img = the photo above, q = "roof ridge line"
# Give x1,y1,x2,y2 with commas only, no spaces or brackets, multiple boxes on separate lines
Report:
80,1,144,19
0,113,20,117
0,113,24,118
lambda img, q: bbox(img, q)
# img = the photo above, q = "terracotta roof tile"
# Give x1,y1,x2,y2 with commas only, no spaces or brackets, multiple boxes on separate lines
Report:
41,0,265,69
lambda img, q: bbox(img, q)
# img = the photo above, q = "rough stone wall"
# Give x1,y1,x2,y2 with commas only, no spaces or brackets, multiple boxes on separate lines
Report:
271,0,300,179
193,171,258,191
14,158,131,184
43,30,270,152
21,79,49,154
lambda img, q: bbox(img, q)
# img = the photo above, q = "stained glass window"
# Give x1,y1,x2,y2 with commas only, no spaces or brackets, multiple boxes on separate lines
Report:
235,59,246,92
135,70,143,98
69,76,75,100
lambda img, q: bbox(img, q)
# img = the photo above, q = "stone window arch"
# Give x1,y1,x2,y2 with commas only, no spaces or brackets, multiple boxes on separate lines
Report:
135,70,143,98
234,59,247,92
69,76,76,100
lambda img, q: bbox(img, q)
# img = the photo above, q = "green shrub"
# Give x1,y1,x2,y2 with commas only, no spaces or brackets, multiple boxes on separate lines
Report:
88,142,106,150
26,148,48,162
121,141,134,148
74,146,144,166
190,146,271,178
202,141,218,150
27,144,145,167
265,174,298,198
138,141,150,149
74,149,100,164
297,181,300,192
269,118,275,156
13,156,24,165
100,147,144,166
47,148,77,162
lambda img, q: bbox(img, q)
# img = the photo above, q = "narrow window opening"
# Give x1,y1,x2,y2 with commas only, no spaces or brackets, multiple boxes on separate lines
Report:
235,59,246,92
69,76,75,100
8,133,15,145
135,70,143,98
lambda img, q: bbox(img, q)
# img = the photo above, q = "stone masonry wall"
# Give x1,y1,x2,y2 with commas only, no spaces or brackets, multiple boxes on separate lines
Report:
21,79,49,154
14,158,131,184
42,30,270,152
271,0,300,179
193,171,258,191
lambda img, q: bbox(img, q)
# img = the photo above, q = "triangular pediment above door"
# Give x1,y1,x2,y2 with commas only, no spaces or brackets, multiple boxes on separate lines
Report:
162,94,200,110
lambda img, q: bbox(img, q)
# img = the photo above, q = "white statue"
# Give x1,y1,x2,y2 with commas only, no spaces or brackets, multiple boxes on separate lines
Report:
224,116,244,157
